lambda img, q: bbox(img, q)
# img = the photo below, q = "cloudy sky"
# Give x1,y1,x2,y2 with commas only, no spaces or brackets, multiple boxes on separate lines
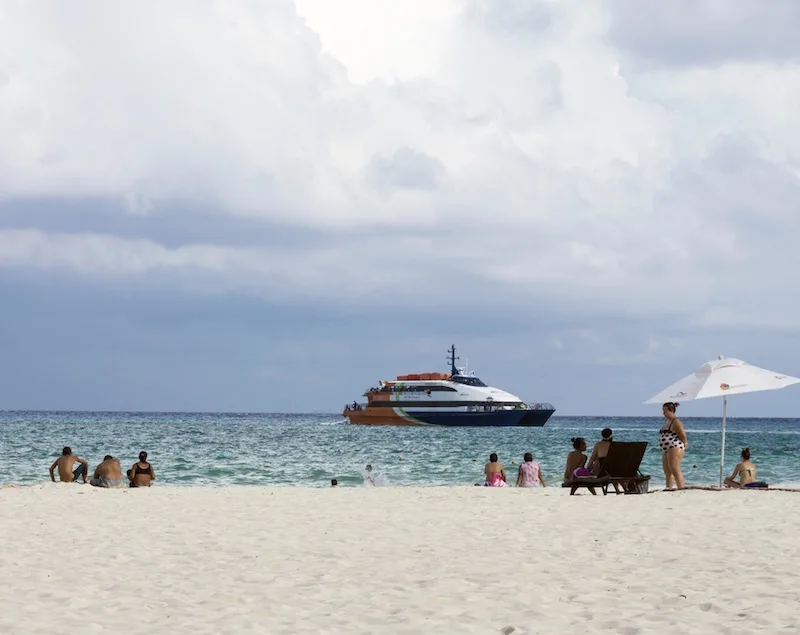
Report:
1,0,799,415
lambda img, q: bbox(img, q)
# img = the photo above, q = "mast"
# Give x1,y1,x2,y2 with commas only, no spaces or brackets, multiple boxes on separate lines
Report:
447,344,460,376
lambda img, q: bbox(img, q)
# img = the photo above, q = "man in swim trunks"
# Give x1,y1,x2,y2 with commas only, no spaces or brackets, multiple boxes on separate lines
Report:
49,446,89,483
90,455,126,488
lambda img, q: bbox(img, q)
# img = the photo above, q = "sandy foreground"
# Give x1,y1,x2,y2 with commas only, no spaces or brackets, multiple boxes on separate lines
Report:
1,485,799,635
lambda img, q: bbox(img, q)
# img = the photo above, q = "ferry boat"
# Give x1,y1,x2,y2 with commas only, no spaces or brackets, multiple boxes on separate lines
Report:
343,345,555,427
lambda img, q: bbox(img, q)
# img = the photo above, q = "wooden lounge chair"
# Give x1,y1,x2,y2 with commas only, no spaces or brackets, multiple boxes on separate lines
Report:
562,441,651,495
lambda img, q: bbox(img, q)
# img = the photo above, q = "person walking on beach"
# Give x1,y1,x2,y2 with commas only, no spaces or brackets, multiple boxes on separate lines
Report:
91,455,126,488
516,452,546,487
484,453,507,486
564,437,592,480
724,448,756,488
128,451,155,487
660,402,688,489
49,447,89,483
587,428,613,475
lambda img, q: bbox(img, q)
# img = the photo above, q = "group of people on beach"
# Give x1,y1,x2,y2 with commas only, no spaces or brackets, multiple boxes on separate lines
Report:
49,447,155,488
50,401,762,491
478,402,761,490
656,402,761,489
481,452,548,487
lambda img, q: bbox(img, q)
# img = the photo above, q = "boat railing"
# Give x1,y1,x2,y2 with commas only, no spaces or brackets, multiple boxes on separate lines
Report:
529,402,555,411
344,402,367,412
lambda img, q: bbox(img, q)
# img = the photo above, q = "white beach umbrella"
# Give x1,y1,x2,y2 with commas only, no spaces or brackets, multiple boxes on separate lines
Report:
644,356,800,488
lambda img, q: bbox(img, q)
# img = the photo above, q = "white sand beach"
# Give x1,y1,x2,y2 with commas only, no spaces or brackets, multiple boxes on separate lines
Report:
1,485,799,635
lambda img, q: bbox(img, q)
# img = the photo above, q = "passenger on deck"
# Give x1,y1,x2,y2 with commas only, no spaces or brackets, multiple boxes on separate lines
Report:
484,453,507,487
516,452,546,487
564,437,592,480
587,428,613,475
91,455,126,488
724,448,757,488
49,447,89,483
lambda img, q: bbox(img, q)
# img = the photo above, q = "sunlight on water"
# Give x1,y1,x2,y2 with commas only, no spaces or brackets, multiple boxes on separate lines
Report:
1,412,799,487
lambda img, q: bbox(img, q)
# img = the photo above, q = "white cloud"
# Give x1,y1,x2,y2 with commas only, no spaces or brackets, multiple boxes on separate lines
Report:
1,0,799,330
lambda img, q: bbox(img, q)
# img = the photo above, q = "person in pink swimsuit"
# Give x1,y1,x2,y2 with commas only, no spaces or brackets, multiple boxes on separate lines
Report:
484,453,507,486
516,452,547,487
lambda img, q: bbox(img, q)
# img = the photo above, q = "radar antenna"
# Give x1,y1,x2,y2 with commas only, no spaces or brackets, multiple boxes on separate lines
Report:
447,344,460,377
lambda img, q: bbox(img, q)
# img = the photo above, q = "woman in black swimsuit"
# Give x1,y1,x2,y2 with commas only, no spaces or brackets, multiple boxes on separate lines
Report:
129,451,155,487
660,402,688,489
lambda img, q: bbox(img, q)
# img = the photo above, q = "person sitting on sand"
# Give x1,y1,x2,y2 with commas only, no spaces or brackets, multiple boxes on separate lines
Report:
564,437,592,480
91,455,126,488
49,446,89,483
724,448,757,489
516,452,546,487
587,428,613,475
128,451,155,487
484,453,507,487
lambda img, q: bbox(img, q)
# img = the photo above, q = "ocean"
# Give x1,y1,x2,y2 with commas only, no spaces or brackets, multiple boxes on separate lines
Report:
1,411,798,488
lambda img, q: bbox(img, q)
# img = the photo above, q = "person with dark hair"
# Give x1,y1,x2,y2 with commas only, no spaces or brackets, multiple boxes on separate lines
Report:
516,451,546,487
331,478,338,487
91,455,126,488
660,402,688,489
587,428,613,475
128,451,155,487
564,437,592,480
483,453,507,487
724,448,757,488
49,446,89,483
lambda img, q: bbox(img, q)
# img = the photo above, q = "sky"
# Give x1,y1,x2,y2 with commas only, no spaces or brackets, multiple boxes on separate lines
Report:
1,0,800,416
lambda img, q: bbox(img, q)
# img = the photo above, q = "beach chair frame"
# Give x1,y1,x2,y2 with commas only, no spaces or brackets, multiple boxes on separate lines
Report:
562,441,651,496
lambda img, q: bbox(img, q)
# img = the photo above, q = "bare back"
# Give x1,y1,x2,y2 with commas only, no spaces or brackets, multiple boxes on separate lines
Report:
737,461,756,486
56,456,76,481
95,459,123,480
564,450,587,480
484,461,504,480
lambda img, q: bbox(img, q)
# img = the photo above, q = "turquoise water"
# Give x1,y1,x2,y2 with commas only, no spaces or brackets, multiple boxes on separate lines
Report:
1,411,799,487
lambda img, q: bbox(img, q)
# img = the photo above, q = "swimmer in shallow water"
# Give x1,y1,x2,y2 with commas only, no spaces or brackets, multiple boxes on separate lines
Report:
724,448,757,488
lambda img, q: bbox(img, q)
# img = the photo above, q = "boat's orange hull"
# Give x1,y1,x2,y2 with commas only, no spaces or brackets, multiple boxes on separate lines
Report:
343,408,425,426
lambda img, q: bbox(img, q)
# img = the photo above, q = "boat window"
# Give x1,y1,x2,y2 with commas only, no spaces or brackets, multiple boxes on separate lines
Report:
450,376,487,387
391,384,457,392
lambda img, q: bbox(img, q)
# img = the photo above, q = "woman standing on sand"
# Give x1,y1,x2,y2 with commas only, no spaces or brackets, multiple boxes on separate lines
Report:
660,402,687,489
516,452,546,487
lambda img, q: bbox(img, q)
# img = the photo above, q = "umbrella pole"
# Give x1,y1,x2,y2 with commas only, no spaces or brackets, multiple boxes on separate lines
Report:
719,396,727,488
